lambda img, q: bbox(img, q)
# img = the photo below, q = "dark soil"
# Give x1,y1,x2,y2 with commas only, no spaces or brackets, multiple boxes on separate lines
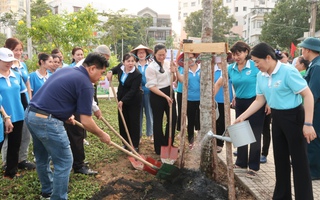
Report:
91,168,227,200
90,137,255,200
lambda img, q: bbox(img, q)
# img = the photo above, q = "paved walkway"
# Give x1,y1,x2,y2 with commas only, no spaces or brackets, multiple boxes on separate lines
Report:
217,110,320,199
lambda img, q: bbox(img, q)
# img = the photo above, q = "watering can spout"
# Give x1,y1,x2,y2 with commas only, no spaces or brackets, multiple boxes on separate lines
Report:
207,131,232,142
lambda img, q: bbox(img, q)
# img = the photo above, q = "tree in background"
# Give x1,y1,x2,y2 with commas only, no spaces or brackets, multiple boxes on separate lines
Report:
184,0,236,42
17,5,99,66
99,9,154,60
0,11,18,38
0,33,7,46
260,0,320,49
31,0,51,19
165,35,174,49
11,1,171,67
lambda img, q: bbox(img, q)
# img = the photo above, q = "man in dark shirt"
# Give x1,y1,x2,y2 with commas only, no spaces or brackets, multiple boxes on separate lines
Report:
25,53,111,200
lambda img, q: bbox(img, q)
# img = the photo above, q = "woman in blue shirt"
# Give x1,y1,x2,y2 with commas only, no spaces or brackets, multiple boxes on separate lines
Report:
215,41,265,177
235,42,315,200
131,45,154,142
68,47,84,67
0,47,26,179
176,53,201,149
29,53,53,96
3,37,35,171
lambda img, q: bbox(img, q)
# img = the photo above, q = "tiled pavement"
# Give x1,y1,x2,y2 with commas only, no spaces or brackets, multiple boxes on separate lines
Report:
217,110,320,200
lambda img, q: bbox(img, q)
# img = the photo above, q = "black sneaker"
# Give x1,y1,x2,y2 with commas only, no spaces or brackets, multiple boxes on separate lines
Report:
3,173,24,180
18,160,36,170
74,166,98,175
40,192,52,200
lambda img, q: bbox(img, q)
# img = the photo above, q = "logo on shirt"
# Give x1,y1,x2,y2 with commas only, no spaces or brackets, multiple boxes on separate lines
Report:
246,70,251,75
274,80,281,88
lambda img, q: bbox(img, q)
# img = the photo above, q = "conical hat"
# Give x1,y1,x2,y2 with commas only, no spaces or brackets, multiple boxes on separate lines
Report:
130,44,153,55
177,52,200,67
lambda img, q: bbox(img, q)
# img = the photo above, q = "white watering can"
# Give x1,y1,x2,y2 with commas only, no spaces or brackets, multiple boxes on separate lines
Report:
208,120,256,148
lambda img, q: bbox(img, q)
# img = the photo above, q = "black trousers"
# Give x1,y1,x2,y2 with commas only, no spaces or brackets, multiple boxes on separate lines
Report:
64,114,86,170
235,97,264,171
150,86,177,155
187,100,200,144
176,92,182,131
94,84,99,105
271,105,313,200
5,120,23,178
118,102,141,149
261,113,272,157
216,103,226,147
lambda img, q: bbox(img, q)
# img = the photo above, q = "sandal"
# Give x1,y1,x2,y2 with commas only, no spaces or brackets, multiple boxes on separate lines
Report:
246,170,257,178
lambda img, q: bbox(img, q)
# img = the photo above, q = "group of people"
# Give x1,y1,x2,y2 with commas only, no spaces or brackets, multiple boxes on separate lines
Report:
0,37,114,199
105,39,320,200
216,38,319,200
0,38,36,183
1,36,320,200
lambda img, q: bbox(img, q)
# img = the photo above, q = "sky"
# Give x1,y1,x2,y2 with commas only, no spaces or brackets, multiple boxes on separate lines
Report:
104,0,180,34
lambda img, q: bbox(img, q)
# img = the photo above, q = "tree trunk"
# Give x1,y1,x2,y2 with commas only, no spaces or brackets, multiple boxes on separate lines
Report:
199,0,216,179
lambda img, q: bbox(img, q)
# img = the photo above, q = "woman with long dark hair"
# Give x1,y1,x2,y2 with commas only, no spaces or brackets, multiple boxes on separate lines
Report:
145,43,177,155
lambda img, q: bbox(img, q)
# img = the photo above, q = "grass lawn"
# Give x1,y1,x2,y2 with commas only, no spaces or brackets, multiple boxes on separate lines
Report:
0,98,128,200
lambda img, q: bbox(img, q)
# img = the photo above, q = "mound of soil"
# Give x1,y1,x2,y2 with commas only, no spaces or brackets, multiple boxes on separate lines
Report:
91,168,227,200
91,137,254,200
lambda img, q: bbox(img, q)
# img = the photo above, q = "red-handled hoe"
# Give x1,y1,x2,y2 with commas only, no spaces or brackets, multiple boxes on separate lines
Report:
74,120,180,180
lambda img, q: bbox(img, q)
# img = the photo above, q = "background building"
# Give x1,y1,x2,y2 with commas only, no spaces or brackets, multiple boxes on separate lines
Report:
0,0,26,37
178,0,276,44
137,7,172,44
243,7,273,46
178,0,202,39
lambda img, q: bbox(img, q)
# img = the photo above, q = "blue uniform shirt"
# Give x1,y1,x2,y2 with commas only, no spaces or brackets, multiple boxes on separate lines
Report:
138,62,151,94
29,70,50,95
12,62,29,83
256,61,306,109
176,66,184,93
179,65,201,101
30,66,94,121
0,70,26,122
12,62,30,101
214,65,233,103
228,60,259,99
0,94,3,142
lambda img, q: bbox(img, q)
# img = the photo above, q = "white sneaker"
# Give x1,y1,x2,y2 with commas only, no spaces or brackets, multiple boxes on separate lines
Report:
83,139,90,145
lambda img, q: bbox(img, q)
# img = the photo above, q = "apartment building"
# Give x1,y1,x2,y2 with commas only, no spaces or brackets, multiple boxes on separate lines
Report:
137,7,172,44
178,0,276,44
243,7,273,46
178,0,202,39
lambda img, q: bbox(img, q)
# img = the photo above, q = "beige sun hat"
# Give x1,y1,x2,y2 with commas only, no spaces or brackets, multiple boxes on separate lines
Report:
130,44,153,55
